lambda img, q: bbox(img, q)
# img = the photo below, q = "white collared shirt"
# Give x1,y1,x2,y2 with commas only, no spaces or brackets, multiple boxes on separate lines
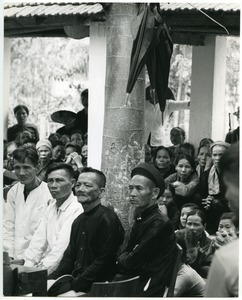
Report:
3,181,52,259
24,192,83,274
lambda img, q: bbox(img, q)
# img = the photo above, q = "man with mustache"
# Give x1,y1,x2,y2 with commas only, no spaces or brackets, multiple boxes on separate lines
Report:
23,163,83,274
117,163,177,296
47,167,124,296
3,146,52,260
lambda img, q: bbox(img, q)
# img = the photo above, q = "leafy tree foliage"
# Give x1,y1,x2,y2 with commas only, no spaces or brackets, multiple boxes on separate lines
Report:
8,37,89,128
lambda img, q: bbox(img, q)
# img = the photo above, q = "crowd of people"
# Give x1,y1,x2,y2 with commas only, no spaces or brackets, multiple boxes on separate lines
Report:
3,89,239,297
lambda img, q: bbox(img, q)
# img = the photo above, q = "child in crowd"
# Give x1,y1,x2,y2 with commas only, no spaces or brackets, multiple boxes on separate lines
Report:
157,183,180,230
179,203,199,229
210,212,238,251
165,154,199,209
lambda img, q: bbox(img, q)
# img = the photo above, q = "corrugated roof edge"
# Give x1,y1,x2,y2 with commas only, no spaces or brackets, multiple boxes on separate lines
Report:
159,3,240,12
4,2,100,9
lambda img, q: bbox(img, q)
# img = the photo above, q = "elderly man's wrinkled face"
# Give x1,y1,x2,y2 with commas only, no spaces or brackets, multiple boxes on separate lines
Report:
75,172,103,204
128,175,158,209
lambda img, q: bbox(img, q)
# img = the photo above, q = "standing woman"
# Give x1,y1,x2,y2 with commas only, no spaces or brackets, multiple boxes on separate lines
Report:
153,146,175,179
165,154,199,210
7,105,39,142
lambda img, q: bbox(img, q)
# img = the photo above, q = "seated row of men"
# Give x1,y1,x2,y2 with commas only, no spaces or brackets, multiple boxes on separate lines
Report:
3,143,239,296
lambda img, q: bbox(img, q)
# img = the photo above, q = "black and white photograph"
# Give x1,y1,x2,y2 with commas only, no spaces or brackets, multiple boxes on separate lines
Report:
2,1,240,297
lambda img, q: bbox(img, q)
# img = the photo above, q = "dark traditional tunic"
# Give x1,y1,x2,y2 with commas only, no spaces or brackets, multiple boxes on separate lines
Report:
74,109,88,135
117,204,177,296
48,204,124,293
225,126,239,144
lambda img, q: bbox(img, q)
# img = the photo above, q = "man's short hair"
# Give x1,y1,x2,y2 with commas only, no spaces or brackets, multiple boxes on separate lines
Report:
80,167,106,188
187,209,206,226
46,162,75,179
14,104,29,116
13,146,39,166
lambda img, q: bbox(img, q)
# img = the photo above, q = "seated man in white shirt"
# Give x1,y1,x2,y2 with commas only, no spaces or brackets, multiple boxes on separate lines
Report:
23,162,83,274
3,146,52,260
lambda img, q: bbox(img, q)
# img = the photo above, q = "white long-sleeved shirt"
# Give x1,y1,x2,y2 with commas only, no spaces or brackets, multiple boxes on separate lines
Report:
3,181,52,259
24,192,83,274
145,100,190,147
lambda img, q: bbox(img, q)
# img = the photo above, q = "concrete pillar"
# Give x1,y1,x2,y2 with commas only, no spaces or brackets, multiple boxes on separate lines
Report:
88,22,106,169
189,36,227,147
3,38,11,140
101,3,145,229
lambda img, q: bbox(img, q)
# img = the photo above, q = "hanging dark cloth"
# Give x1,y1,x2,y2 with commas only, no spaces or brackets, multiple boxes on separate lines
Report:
126,4,173,115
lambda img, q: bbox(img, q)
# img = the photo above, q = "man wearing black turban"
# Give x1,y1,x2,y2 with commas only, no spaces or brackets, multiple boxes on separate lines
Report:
117,163,177,296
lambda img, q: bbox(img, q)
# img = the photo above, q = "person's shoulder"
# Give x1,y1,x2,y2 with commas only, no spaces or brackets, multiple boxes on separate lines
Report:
39,181,50,190
7,124,18,131
217,239,239,260
98,204,119,218
8,181,23,195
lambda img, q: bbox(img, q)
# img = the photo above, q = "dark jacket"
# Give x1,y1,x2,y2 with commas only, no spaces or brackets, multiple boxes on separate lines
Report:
117,204,177,296
225,126,239,144
48,204,124,293
7,123,39,142
176,229,213,278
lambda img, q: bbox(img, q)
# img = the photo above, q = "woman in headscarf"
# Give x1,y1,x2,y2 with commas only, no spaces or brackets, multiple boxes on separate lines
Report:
197,141,231,235
36,139,54,182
